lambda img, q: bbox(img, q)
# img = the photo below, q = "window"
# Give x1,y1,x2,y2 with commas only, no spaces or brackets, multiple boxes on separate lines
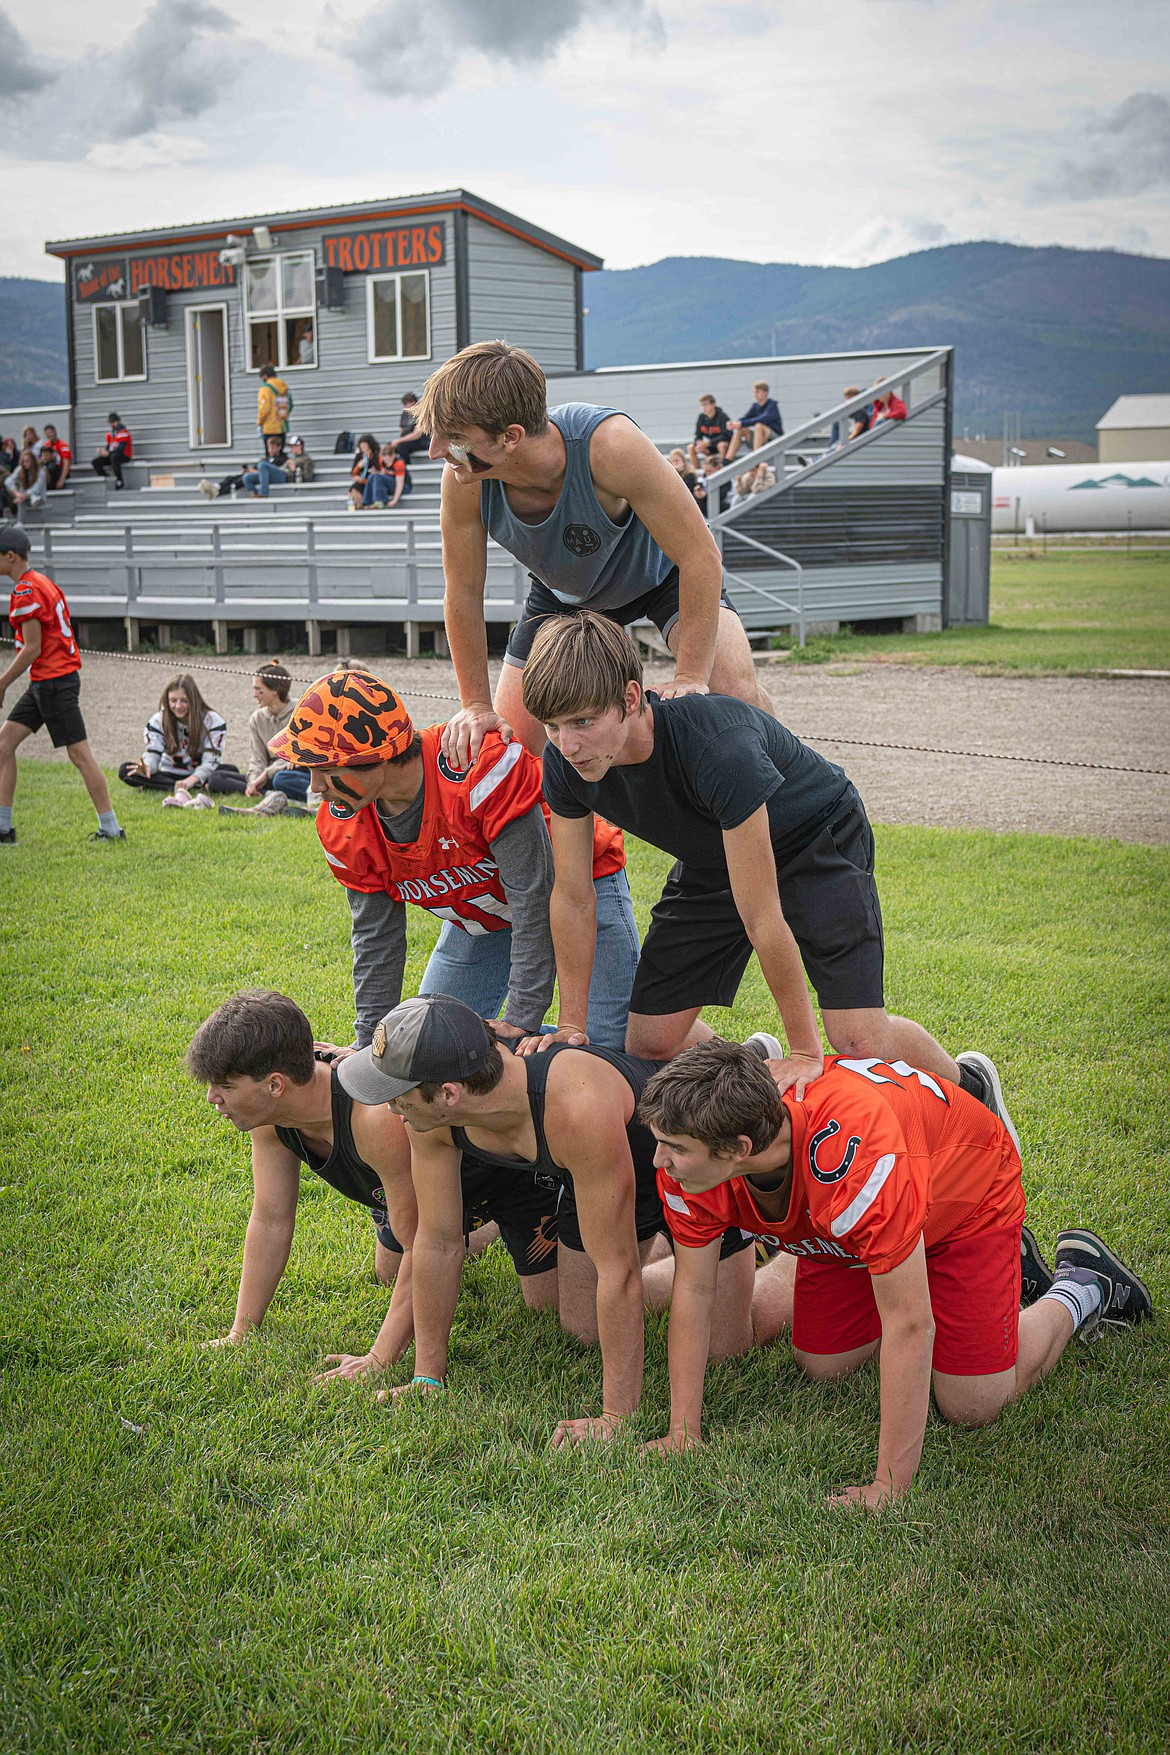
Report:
93,303,147,382
244,251,316,371
367,272,431,363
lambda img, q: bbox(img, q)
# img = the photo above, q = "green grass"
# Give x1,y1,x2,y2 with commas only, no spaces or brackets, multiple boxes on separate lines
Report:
781,551,1170,672
2,768,1169,1752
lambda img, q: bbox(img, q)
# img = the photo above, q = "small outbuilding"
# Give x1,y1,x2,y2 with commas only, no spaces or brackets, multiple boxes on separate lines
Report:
1096,394,1170,463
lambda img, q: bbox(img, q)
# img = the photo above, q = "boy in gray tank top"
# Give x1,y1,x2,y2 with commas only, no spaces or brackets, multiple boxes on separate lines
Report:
414,340,773,767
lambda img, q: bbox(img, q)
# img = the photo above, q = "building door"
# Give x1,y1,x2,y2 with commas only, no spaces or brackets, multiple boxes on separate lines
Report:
186,305,231,447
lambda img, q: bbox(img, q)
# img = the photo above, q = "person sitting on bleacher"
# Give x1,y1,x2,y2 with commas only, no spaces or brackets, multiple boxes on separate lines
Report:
199,435,287,502
870,380,908,424
286,436,315,484
2,450,47,523
387,392,429,464
38,425,73,492
348,434,380,510
92,414,133,490
360,442,412,511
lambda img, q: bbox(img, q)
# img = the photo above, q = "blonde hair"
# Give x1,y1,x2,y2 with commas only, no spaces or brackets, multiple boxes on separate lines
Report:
415,340,549,441
522,611,643,725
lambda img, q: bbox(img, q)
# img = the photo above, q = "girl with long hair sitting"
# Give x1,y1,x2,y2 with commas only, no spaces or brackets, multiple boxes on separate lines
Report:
117,674,242,806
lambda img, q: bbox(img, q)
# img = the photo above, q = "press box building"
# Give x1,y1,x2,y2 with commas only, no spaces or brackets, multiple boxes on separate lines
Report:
46,189,597,459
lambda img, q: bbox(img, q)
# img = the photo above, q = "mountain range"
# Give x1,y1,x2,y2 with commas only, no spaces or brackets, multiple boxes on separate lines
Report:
3,242,1168,441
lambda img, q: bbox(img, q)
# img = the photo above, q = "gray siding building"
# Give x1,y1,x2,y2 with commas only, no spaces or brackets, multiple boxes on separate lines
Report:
46,190,599,463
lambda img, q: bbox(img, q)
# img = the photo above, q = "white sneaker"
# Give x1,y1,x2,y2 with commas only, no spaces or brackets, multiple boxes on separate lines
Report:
162,791,194,808
191,793,216,810
198,479,218,501
744,1032,785,1060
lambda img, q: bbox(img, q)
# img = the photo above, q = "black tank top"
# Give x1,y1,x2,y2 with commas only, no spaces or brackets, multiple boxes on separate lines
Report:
451,1043,661,1193
275,1067,388,1220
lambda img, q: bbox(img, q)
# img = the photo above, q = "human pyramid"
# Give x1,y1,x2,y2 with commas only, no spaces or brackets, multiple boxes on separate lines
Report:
3,341,1151,1510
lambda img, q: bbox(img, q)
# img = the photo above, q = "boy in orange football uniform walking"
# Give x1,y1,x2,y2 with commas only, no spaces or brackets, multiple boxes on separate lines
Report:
0,525,125,844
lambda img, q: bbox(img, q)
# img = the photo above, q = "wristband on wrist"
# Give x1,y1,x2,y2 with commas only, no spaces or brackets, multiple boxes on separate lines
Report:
411,1374,444,1389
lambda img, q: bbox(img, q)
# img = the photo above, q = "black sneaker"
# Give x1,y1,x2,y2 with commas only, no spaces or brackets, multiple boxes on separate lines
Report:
0,827,14,844
89,828,127,841
956,1050,1020,1155
744,1032,785,1061
1054,1229,1152,1330
1019,1225,1054,1307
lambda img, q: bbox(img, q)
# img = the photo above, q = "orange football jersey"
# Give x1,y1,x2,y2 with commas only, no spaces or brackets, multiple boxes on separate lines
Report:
658,1056,1024,1274
8,570,81,681
318,723,624,934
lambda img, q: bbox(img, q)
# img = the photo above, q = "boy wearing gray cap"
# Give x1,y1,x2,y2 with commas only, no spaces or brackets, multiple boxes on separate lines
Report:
338,992,756,1442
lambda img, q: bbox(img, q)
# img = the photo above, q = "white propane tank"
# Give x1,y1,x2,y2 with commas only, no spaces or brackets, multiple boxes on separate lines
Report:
990,462,1170,533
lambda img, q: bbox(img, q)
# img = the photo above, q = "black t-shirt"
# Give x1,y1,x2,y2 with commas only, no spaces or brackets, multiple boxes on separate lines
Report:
694,408,732,446
542,693,852,870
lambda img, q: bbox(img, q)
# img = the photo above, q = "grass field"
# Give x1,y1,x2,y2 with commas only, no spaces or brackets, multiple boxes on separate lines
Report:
2,767,1169,1752
782,551,1170,672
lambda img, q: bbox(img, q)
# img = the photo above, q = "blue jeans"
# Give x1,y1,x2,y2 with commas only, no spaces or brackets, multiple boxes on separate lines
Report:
242,460,287,497
363,471,412,507
271,767,311,802
418,869,640,1049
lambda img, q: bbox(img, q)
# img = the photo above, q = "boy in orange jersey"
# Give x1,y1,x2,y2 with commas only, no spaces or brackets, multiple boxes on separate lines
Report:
267,668,638,1058
0,525,125,843
640,1039,1151,1506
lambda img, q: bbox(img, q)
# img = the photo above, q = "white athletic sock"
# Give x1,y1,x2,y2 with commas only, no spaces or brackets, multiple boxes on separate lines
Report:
1042,1270,1102,1332
97,810,120,835
0,806,12,833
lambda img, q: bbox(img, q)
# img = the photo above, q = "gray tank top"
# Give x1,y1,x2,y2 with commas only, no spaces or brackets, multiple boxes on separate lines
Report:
480,403,675,612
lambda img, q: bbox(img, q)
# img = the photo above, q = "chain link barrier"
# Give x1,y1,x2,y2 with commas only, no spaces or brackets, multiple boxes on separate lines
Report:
2,638,1168,777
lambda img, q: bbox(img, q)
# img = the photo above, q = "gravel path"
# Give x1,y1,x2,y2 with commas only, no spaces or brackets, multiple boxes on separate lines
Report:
16,649,1170,845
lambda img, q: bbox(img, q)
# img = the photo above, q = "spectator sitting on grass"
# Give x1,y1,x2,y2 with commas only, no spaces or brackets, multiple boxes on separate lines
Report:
688,394,732,471
199,436,288,502
388,392,428,464
215,662,313,818
39,425,73,491
667,448,698,498
117,673,241,806
870,380,907,424
361,443,413,510
2,450,47,522
724,380,783,464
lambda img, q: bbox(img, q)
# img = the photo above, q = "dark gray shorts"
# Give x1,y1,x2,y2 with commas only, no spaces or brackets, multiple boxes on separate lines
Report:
504,570,735,667
629,789,885,1017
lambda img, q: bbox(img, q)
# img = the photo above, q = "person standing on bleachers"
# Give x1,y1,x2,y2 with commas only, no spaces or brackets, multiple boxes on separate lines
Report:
257,363,292,444
92,414,132,490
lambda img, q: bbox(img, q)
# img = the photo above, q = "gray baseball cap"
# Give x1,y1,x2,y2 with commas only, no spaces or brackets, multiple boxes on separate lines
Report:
0,524,31,558
337,994,494,1105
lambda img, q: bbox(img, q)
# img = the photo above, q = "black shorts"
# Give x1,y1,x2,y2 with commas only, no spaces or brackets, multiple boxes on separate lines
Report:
629,789,885,1017
7,672,87,748
555,1160,752,1262
370,1160,559,1275
504,570,735,667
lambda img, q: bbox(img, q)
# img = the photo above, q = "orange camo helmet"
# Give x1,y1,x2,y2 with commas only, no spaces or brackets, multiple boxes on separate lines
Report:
268,669,414,767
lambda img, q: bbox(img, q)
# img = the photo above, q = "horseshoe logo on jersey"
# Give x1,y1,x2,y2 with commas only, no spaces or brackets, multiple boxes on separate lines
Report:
808,1118,862,1184
437,751,469,783
563,523,602,557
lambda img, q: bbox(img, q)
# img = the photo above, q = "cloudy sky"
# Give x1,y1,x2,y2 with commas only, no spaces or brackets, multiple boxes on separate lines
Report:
2,0,1167,281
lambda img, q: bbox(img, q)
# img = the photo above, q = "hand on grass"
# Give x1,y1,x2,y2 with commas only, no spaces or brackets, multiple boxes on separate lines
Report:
641,1429,703,1457
316,1351,387,1383
517,1025,588,1056
245,779,263,798
765,1050,824,1101
441,706,511,771
549,1412,627,1448
376,1379,442,1408
830,1480,896,1511
203,1329,250,1349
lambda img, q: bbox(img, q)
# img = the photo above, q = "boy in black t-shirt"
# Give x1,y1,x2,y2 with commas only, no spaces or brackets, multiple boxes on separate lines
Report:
521,612,1015,1126
688,394,733,470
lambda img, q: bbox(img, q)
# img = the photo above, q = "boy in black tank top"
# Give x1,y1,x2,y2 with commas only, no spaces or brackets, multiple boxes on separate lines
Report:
188,990,561,1383
338,994,755,1445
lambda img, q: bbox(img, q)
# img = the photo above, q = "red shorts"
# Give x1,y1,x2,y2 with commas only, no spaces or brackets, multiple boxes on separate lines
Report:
791,1222,1022,1376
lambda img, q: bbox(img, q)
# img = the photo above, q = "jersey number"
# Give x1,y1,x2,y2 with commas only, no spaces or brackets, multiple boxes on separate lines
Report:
837,1057,948,1102
55,600,76,652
